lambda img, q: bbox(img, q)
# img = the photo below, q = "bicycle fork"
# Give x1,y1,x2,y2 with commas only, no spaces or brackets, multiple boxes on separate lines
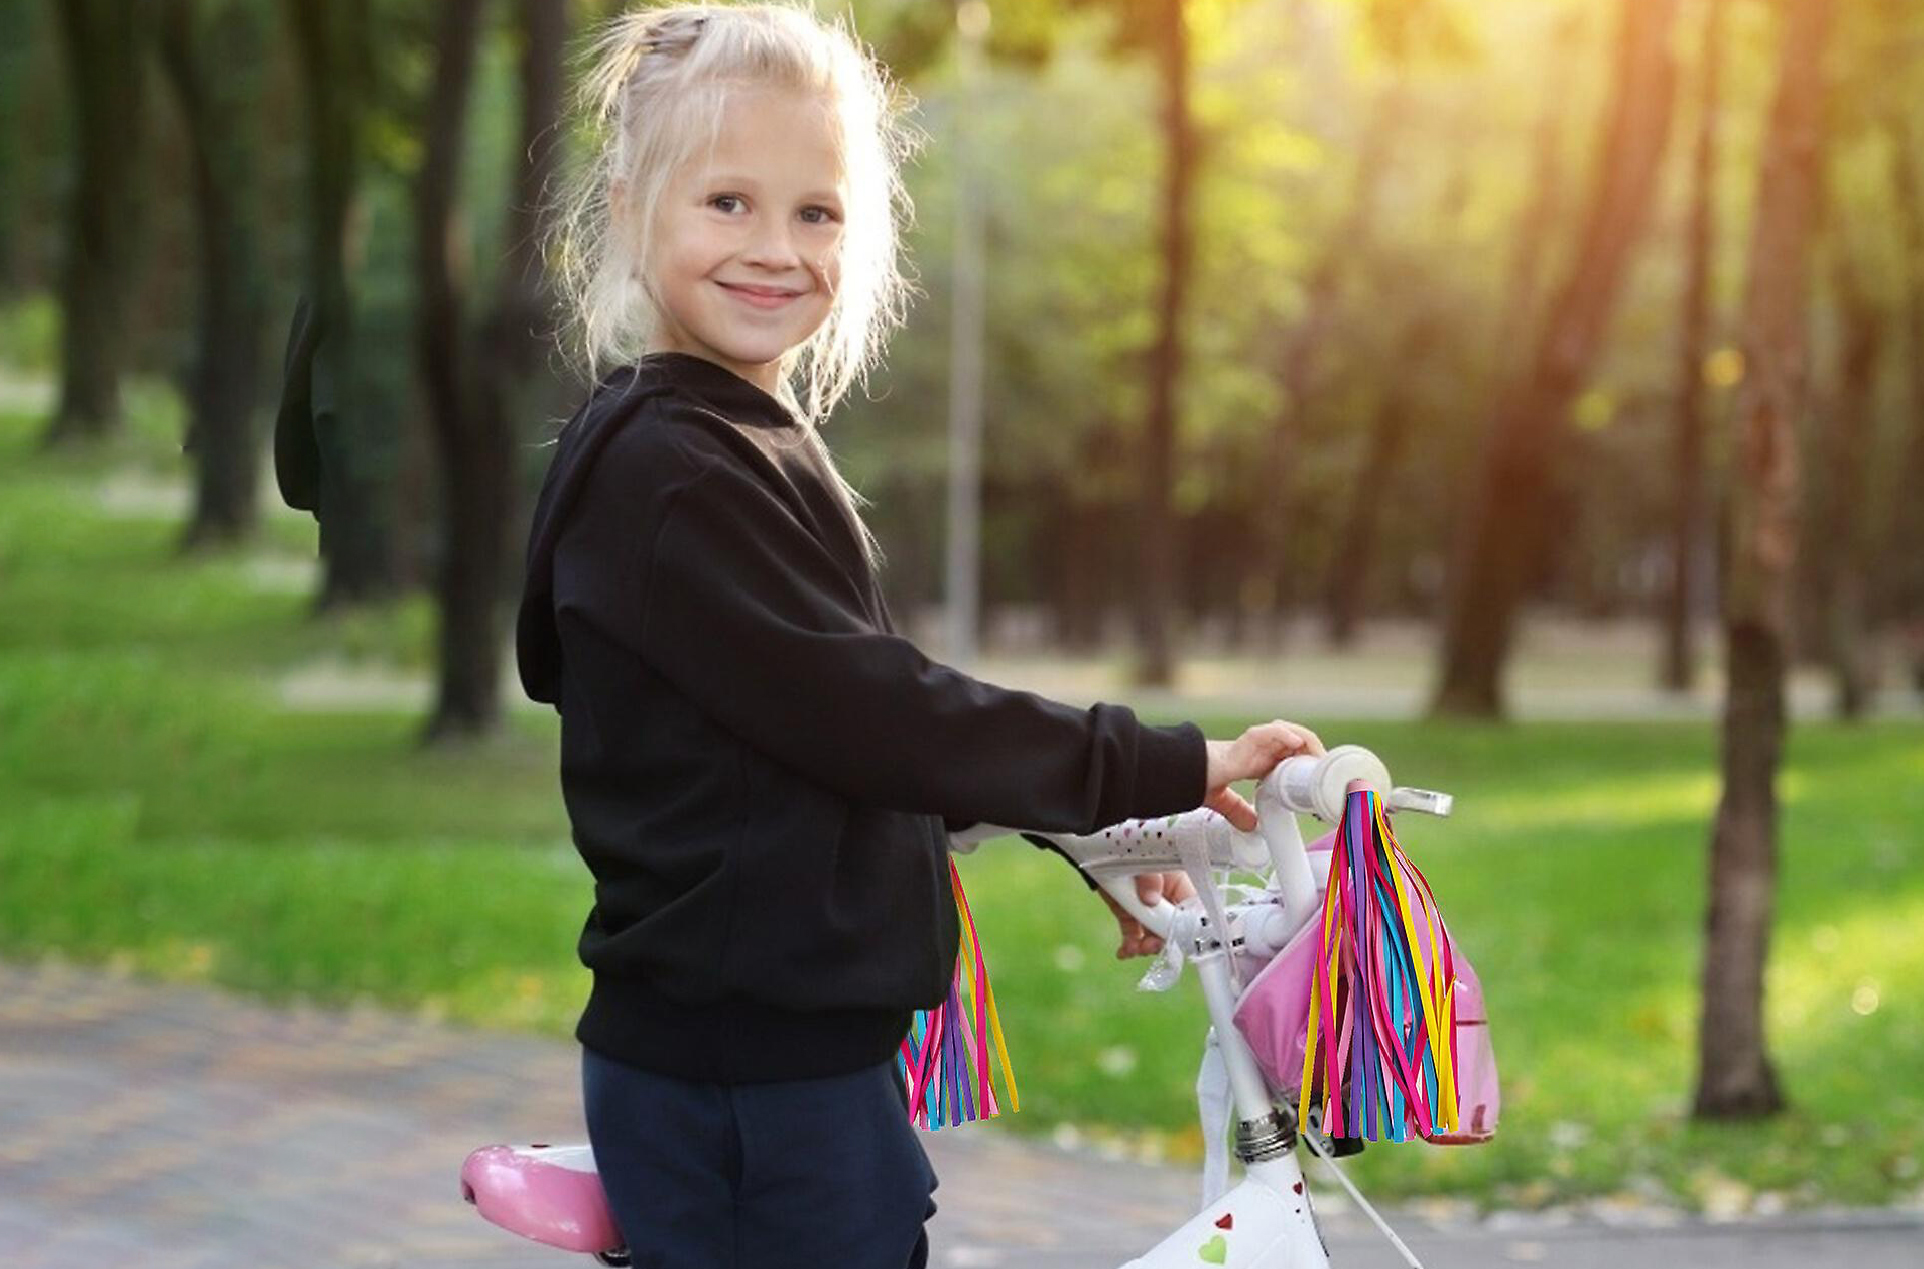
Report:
1120,944,1329,1268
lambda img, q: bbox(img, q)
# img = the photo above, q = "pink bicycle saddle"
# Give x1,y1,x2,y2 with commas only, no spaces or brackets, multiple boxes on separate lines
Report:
461,1142,624,1255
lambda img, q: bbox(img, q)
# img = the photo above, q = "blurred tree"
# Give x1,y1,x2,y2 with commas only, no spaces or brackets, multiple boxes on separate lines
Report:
1135,0,1190,686
41,0,160,445
413,0,492,739
0,3,44,293
1694,0,1832,1122
1812,212,1879,717
479,0,566,589
852,0,984,77
1661,0,1725,695
1318,118,1480,647
285,0,400,607
1797,0,1912,709
1883,89,1924,694
1489,8,1584,375
157,0,271,549
1053,0,1215,685
1255,81,1405,643
852,11,1177,645
1321,297,1444,648
413,0,566,742
1429,0,1680,718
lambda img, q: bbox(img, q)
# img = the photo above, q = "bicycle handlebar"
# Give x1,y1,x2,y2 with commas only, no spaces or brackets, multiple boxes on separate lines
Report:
951,745,1452,944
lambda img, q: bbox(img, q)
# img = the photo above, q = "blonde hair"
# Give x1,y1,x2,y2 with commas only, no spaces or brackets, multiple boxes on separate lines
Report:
544,1,926,572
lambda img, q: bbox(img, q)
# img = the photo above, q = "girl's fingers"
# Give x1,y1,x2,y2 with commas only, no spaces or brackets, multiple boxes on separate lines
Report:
1268,720,1322,757
1242,723,1309,767
1205,785,1258,831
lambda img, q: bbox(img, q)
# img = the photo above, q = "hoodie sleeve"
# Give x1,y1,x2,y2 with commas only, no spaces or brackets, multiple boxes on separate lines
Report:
627,441,1207,834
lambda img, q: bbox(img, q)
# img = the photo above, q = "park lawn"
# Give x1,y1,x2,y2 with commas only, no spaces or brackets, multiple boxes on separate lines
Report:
1,395,1919,1214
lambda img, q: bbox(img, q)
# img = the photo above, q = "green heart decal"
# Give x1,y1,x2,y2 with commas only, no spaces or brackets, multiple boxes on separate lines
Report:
1197,1232,1228,1264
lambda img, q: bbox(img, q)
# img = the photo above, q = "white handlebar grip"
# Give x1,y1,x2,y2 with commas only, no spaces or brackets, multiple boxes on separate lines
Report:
1267,744,1393,822
1095,873,1178,940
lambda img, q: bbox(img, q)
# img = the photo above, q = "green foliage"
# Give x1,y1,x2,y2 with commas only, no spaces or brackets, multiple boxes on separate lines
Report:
1351,0,1480,67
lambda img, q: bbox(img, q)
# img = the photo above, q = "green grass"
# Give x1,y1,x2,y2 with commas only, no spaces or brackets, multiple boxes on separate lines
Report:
2,387,1920,1213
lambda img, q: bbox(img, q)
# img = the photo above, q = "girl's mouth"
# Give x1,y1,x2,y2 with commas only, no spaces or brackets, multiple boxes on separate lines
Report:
718,282,802,310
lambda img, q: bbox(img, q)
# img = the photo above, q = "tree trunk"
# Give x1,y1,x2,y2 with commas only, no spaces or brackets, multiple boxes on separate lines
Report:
1694,0,1831,1122
417,0,566,744
1322,308,1441,646
1134,0,1193,688
158,0,270,550
42,0,156,446
1429,0,1680,719
1662,0,1726,694
477,0,566,610
1882,108,1924,695
414,0,492,741
0,4,43,291
286,0,396,608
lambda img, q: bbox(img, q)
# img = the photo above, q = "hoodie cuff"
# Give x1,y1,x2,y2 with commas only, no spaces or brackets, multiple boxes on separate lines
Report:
1020,832,1102,891
1134,719,1208,819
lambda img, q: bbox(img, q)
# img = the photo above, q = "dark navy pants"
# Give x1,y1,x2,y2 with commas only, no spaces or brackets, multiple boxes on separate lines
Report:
582,1044,939,1268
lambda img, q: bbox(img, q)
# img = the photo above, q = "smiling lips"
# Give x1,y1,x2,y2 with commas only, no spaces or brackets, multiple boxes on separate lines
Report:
719,281,803,309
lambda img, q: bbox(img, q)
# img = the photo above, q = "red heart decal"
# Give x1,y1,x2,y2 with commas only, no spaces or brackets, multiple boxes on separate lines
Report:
1292,1181,1304,1194
1214,1212,1233,1229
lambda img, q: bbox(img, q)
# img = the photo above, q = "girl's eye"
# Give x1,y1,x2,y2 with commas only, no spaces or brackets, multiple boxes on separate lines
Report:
709,195,839,225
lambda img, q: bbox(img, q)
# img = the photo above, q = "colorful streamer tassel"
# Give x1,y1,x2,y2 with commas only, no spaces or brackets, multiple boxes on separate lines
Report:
1297,788,1461,1143
899,856,1020,1130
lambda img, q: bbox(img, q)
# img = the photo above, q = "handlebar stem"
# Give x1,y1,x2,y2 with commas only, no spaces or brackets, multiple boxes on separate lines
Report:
1253,773,1317,939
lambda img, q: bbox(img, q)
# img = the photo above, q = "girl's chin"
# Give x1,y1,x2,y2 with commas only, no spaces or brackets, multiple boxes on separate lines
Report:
704,326,820,364
712,342,789,367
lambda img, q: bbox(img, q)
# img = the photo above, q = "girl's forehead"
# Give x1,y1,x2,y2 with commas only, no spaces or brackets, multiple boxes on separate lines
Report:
685,87,846,190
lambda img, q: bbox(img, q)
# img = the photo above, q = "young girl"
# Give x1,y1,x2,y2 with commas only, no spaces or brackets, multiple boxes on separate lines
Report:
515,5,1323,1265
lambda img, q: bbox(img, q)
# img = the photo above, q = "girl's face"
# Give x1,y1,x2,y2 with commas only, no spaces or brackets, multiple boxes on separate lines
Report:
642,86,845,394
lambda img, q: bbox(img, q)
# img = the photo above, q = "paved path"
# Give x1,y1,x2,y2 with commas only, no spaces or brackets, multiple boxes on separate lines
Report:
4,959,1920,1268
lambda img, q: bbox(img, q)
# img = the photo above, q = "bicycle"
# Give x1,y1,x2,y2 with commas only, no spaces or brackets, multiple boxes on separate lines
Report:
460,744,1469,1267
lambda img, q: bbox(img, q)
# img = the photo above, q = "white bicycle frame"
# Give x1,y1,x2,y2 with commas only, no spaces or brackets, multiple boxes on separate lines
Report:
952,745,1453,1269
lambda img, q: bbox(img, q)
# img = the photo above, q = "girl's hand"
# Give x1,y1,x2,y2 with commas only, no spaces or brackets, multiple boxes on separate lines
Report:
1203,719,1325,831
1098,870,1196,958
1099,719,1324,958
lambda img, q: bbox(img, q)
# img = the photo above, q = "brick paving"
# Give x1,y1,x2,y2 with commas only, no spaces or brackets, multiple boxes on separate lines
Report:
5,958,1921,1268
0,958,1205,1267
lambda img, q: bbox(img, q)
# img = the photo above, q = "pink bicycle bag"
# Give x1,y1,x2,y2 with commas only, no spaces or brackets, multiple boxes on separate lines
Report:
1230,828,1500,1145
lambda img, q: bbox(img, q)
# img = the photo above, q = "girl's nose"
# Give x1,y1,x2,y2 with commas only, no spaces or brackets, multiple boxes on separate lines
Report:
741,218,802,269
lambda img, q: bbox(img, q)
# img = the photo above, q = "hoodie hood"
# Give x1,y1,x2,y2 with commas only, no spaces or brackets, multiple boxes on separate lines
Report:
517,364,660,706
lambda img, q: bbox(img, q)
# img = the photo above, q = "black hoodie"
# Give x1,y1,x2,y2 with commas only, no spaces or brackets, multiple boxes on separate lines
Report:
516,350,1208,1083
